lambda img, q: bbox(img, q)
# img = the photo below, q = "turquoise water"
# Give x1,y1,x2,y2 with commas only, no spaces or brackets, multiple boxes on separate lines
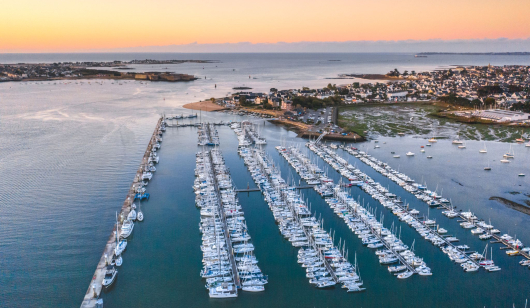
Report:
0,53,529,307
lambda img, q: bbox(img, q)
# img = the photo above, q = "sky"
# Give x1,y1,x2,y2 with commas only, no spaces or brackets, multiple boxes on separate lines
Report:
1,0,530,52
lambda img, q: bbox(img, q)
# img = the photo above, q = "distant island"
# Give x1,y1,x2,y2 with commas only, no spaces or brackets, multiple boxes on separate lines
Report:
0,59,219,82
233,86,252,90
417,52,530,56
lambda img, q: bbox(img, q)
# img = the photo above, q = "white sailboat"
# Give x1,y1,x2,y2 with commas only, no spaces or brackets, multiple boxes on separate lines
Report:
503,145,515,159
479,142,487,153
137,199,144,222
452,134,463,144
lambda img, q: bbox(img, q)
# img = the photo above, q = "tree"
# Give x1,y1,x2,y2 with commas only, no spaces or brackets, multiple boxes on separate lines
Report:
239,96,248,106
484,97,496,107
403,70,409,76
270,88,278,93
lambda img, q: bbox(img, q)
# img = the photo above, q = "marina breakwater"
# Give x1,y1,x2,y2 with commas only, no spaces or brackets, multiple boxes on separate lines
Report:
80,117,163,308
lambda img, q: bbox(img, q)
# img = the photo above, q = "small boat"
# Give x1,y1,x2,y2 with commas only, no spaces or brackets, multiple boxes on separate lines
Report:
479,233,492,240
519,173,525,177
114,255,123,267
406,152,414,156
242,285,265,292
506,250,519,256
503,145,515,158
484,162,491,170
397,271,413,279
437,228,448,234
427,156,433,159
388,265,407,273
500,159,510,163
137,200,144,222
398,132,405,136
420,149,425,153
127,209,137,221
458,143,466,149
102,265,118,287
393,155,400,158
479,142,487,153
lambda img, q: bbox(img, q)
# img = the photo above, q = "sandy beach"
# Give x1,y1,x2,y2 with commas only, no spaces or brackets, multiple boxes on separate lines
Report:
183,100,226,111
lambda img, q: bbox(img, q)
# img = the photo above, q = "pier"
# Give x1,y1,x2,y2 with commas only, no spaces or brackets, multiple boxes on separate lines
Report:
340,145,529,264
207,150,241,288
81,117,163,308
235,185,314,193
308,143,478,269
277,145,421,275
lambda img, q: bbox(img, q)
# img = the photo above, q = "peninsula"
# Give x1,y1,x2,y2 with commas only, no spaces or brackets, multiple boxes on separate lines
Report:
0,59,217,82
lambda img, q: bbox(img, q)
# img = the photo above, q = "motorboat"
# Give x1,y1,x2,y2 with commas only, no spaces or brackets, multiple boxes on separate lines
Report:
242,285,265,292
406,152,414,156
137,211,144,221
102,265,118,287
393,155,400,158
397,271,413,279
209,283,238,298
388,265,407,273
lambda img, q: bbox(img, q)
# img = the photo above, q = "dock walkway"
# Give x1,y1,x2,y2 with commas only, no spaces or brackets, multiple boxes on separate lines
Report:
80,118,163,308
207,151,241,288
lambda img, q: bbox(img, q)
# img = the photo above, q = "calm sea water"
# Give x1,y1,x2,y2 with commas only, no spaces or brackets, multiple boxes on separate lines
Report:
0,53,529,307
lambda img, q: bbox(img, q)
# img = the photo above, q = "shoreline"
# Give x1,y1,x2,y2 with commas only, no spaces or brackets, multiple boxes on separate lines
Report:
183,100,227,112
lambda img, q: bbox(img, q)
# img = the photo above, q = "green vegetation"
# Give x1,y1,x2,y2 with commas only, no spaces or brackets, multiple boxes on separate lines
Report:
338,103,524,142
291,95,342,110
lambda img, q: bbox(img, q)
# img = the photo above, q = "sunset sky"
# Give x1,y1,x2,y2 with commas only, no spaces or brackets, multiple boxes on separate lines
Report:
1,0,529,52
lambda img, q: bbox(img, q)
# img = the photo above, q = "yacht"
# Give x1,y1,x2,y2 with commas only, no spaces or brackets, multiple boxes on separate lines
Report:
137,211,144,221
120,220,134,239
209,283,238,298
102,265,118,287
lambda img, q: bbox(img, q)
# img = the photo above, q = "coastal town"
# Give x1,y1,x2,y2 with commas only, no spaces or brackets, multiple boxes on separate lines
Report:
207,65,530,125
0,59,206,82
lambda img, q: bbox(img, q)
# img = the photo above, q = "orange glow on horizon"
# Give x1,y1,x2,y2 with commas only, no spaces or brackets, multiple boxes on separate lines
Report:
1,0,529,52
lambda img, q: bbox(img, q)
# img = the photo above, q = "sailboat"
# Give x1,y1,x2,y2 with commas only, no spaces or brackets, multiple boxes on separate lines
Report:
503,145,515,159
137,199,144,222
479,142,487,153
452,134,463,144
485,247,501,272
458,141,466,149
484,162,491,171
428,127,437,143
515,131,525,143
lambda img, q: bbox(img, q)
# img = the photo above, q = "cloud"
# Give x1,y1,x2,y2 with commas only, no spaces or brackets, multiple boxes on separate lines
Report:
93,38,530,53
